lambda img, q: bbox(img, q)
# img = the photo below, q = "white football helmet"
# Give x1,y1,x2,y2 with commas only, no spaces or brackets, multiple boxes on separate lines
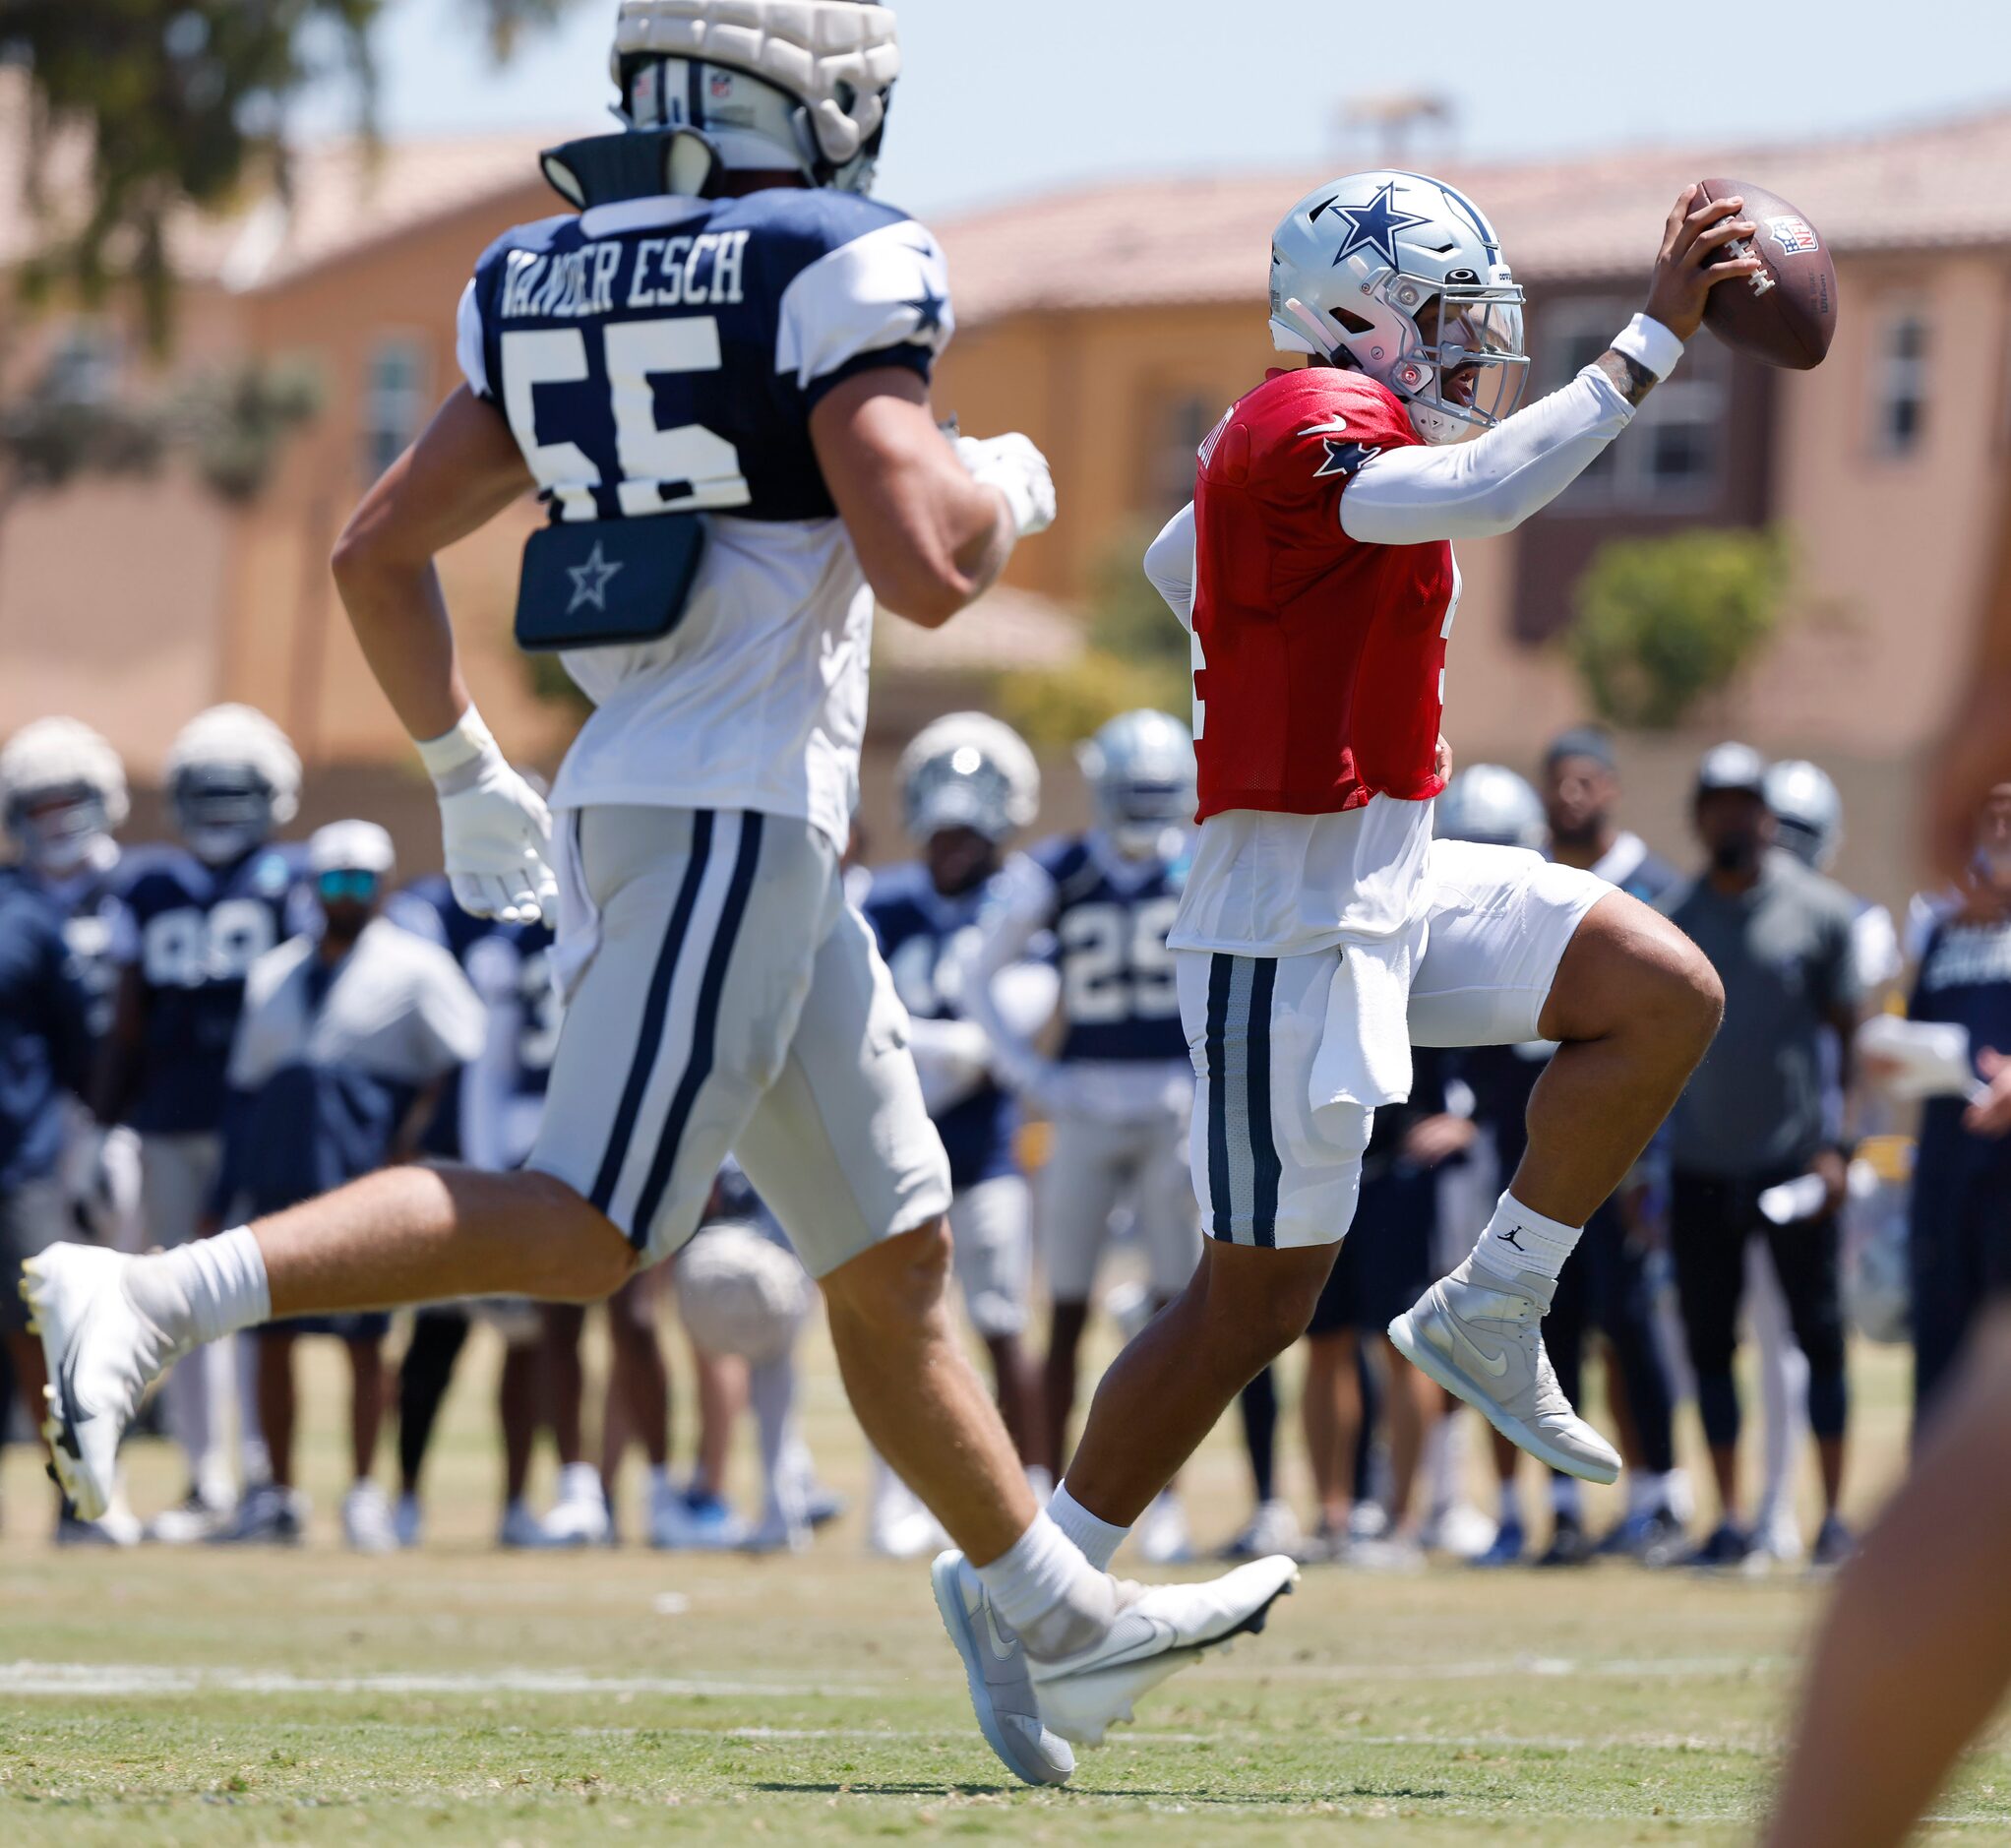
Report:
676,1221,816,1365
1435,764,1546,850
1764,759,1844,872
898,712,1040,846
0,717,128,876
166,704,301,866
1269,169,1528,446
598,0,899,197
1078,709,1195,862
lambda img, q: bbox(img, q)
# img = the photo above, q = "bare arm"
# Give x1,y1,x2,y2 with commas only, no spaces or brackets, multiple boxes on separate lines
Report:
810,369,1016,628
329,386,535,742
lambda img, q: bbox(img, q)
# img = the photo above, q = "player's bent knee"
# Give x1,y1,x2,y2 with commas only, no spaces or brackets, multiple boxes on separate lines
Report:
821,1217,954,1335
510,1171,640,1303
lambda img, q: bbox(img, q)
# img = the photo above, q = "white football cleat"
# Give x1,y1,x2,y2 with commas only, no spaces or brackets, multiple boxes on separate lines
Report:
1389,1264,1620,1486
394,1493,424,1550
931,1551,1075,1787
541,1465,611,1547
342,1482,398,1555
21,1244,185,1521
1030,1555,1300,1746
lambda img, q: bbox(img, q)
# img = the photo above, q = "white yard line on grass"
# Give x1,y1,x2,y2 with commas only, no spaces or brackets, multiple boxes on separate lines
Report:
0,1651,1787,1702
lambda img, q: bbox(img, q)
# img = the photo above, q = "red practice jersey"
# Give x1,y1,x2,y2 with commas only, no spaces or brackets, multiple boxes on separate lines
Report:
1190,366,1456,822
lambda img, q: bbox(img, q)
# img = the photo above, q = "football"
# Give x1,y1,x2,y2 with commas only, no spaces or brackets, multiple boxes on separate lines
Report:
1696,176,1838,370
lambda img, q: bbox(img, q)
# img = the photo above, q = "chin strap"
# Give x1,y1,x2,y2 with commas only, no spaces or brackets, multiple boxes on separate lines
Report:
541,127,724,209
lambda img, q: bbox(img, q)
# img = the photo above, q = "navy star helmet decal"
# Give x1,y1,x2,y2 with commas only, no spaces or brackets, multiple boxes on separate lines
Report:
1312,180,1432,269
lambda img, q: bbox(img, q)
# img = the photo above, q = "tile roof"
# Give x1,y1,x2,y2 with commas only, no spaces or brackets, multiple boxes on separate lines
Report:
935,105,2011,325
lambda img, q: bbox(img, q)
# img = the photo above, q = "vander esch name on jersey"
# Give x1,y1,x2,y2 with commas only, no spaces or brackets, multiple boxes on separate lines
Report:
499,229,753,322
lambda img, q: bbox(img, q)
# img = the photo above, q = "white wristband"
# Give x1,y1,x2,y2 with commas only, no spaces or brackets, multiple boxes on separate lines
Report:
1610,313,1685,383
414,706,500,788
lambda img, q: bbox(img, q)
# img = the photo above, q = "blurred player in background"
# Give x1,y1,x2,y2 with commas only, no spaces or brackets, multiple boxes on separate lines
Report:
387,853,561,1549
960,708,1203,1564
98,705,307,1540
1441,764,1683,1569
30,3,1298,1787
942,172,1747,1657
0,720,142,1251
1745,760,1903,1564
1899,782,2011,1422
1661,744,1861,1571
863,714,1042,1557
0,851,105,1541
209,823,483,1548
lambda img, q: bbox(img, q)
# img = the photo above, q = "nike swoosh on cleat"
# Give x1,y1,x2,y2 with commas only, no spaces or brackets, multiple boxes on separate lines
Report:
1443,1315,1510,1382
981,1602,1019,1664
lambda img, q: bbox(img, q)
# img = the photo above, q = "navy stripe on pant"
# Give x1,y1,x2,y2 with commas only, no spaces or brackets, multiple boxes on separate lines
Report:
1203,953,1282,1248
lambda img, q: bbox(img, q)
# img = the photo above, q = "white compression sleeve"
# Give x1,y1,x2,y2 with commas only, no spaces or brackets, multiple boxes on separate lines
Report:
954,856,1058,1099
1143,503,1197,630
1340,365,1637,545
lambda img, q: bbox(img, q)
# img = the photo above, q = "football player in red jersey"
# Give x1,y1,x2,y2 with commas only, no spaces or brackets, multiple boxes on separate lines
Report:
937,172,1762,1626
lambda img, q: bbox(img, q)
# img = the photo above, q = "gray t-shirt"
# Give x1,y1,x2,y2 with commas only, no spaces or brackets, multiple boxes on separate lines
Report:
1661,851,1861,1180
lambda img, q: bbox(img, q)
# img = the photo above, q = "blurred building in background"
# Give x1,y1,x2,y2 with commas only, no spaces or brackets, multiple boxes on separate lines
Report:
0,98,2007,888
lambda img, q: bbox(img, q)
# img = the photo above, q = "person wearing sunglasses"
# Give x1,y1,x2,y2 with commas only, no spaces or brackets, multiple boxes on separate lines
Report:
200,822,485,1552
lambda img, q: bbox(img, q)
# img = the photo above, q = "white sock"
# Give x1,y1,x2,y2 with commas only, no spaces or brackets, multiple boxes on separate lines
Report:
647,1464,674,1499
1496,1479,1519,1526
124,1227,271,1348
1551,1475,1583,1521
1049,1481,1129,1572
973,1510,1115,1660
1470,1193,1581,1287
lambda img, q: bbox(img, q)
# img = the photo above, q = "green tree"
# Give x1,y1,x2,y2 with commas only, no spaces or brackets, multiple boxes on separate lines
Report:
1566,527,1791,730
1,1,583,343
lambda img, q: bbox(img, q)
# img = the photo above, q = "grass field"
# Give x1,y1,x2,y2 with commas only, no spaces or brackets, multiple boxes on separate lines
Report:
4,1320,2008,1845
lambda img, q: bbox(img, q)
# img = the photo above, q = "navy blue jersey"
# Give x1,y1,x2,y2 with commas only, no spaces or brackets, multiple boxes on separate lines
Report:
30,854,128,1042
0,869,93,1189
1910,915,2011,1180
462,186,947,526
1030,836,1188,1064
390,876,559,1167
110,842,310,1135
864,862,1015,1193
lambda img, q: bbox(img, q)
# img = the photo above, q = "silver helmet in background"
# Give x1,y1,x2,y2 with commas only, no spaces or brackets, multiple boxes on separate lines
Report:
1078,708,1195,862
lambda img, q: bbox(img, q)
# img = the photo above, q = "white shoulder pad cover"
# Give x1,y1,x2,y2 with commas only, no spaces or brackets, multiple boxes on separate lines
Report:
774,218,953,391
456,278,491,400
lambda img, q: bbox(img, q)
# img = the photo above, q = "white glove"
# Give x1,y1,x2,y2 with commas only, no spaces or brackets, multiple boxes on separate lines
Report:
416,708,559,926
955,433,1057,538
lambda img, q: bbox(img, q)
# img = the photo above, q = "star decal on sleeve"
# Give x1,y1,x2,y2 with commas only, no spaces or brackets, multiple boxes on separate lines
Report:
566,540,626,615
1329,180,1431,269
904,285,948,338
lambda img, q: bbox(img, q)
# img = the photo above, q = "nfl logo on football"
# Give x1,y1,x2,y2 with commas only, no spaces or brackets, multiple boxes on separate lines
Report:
1767,215,1821,257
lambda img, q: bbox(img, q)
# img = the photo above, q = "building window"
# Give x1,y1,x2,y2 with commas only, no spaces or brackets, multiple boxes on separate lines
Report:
362,337,430,480
1873,309,1929,457
1149,393,1219,514
1536,297,1729,511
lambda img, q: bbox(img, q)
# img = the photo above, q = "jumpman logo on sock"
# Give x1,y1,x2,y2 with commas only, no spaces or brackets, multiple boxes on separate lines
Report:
1497,1226,1527,1254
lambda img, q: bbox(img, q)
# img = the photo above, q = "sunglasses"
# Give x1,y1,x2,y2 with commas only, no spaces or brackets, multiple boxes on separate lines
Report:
317,870,381,902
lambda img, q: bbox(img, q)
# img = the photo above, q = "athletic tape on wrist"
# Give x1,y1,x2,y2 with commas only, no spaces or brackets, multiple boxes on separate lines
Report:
1611,313,1685,383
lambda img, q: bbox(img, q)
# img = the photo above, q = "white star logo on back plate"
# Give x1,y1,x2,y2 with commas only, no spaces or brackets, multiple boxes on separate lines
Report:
566,540,625,615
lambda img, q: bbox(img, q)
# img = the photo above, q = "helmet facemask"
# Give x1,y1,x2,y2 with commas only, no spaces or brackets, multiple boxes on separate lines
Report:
8,783,114,877
1393,282,1529,445
173,765,277,867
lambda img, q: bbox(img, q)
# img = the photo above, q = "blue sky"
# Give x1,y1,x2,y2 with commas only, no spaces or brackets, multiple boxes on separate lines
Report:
320,0,2011,217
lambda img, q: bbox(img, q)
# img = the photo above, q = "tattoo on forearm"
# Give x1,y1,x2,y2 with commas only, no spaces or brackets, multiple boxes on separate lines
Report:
1596,349,1659,407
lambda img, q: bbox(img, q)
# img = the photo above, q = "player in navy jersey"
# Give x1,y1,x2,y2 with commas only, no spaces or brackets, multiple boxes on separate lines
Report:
0,719,141,1253
385,870,564,1549
961,709,1203,1562
97,704,307,1540
1904,781,2011,1420
863,714,1043,1556
29,5,1295,1787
